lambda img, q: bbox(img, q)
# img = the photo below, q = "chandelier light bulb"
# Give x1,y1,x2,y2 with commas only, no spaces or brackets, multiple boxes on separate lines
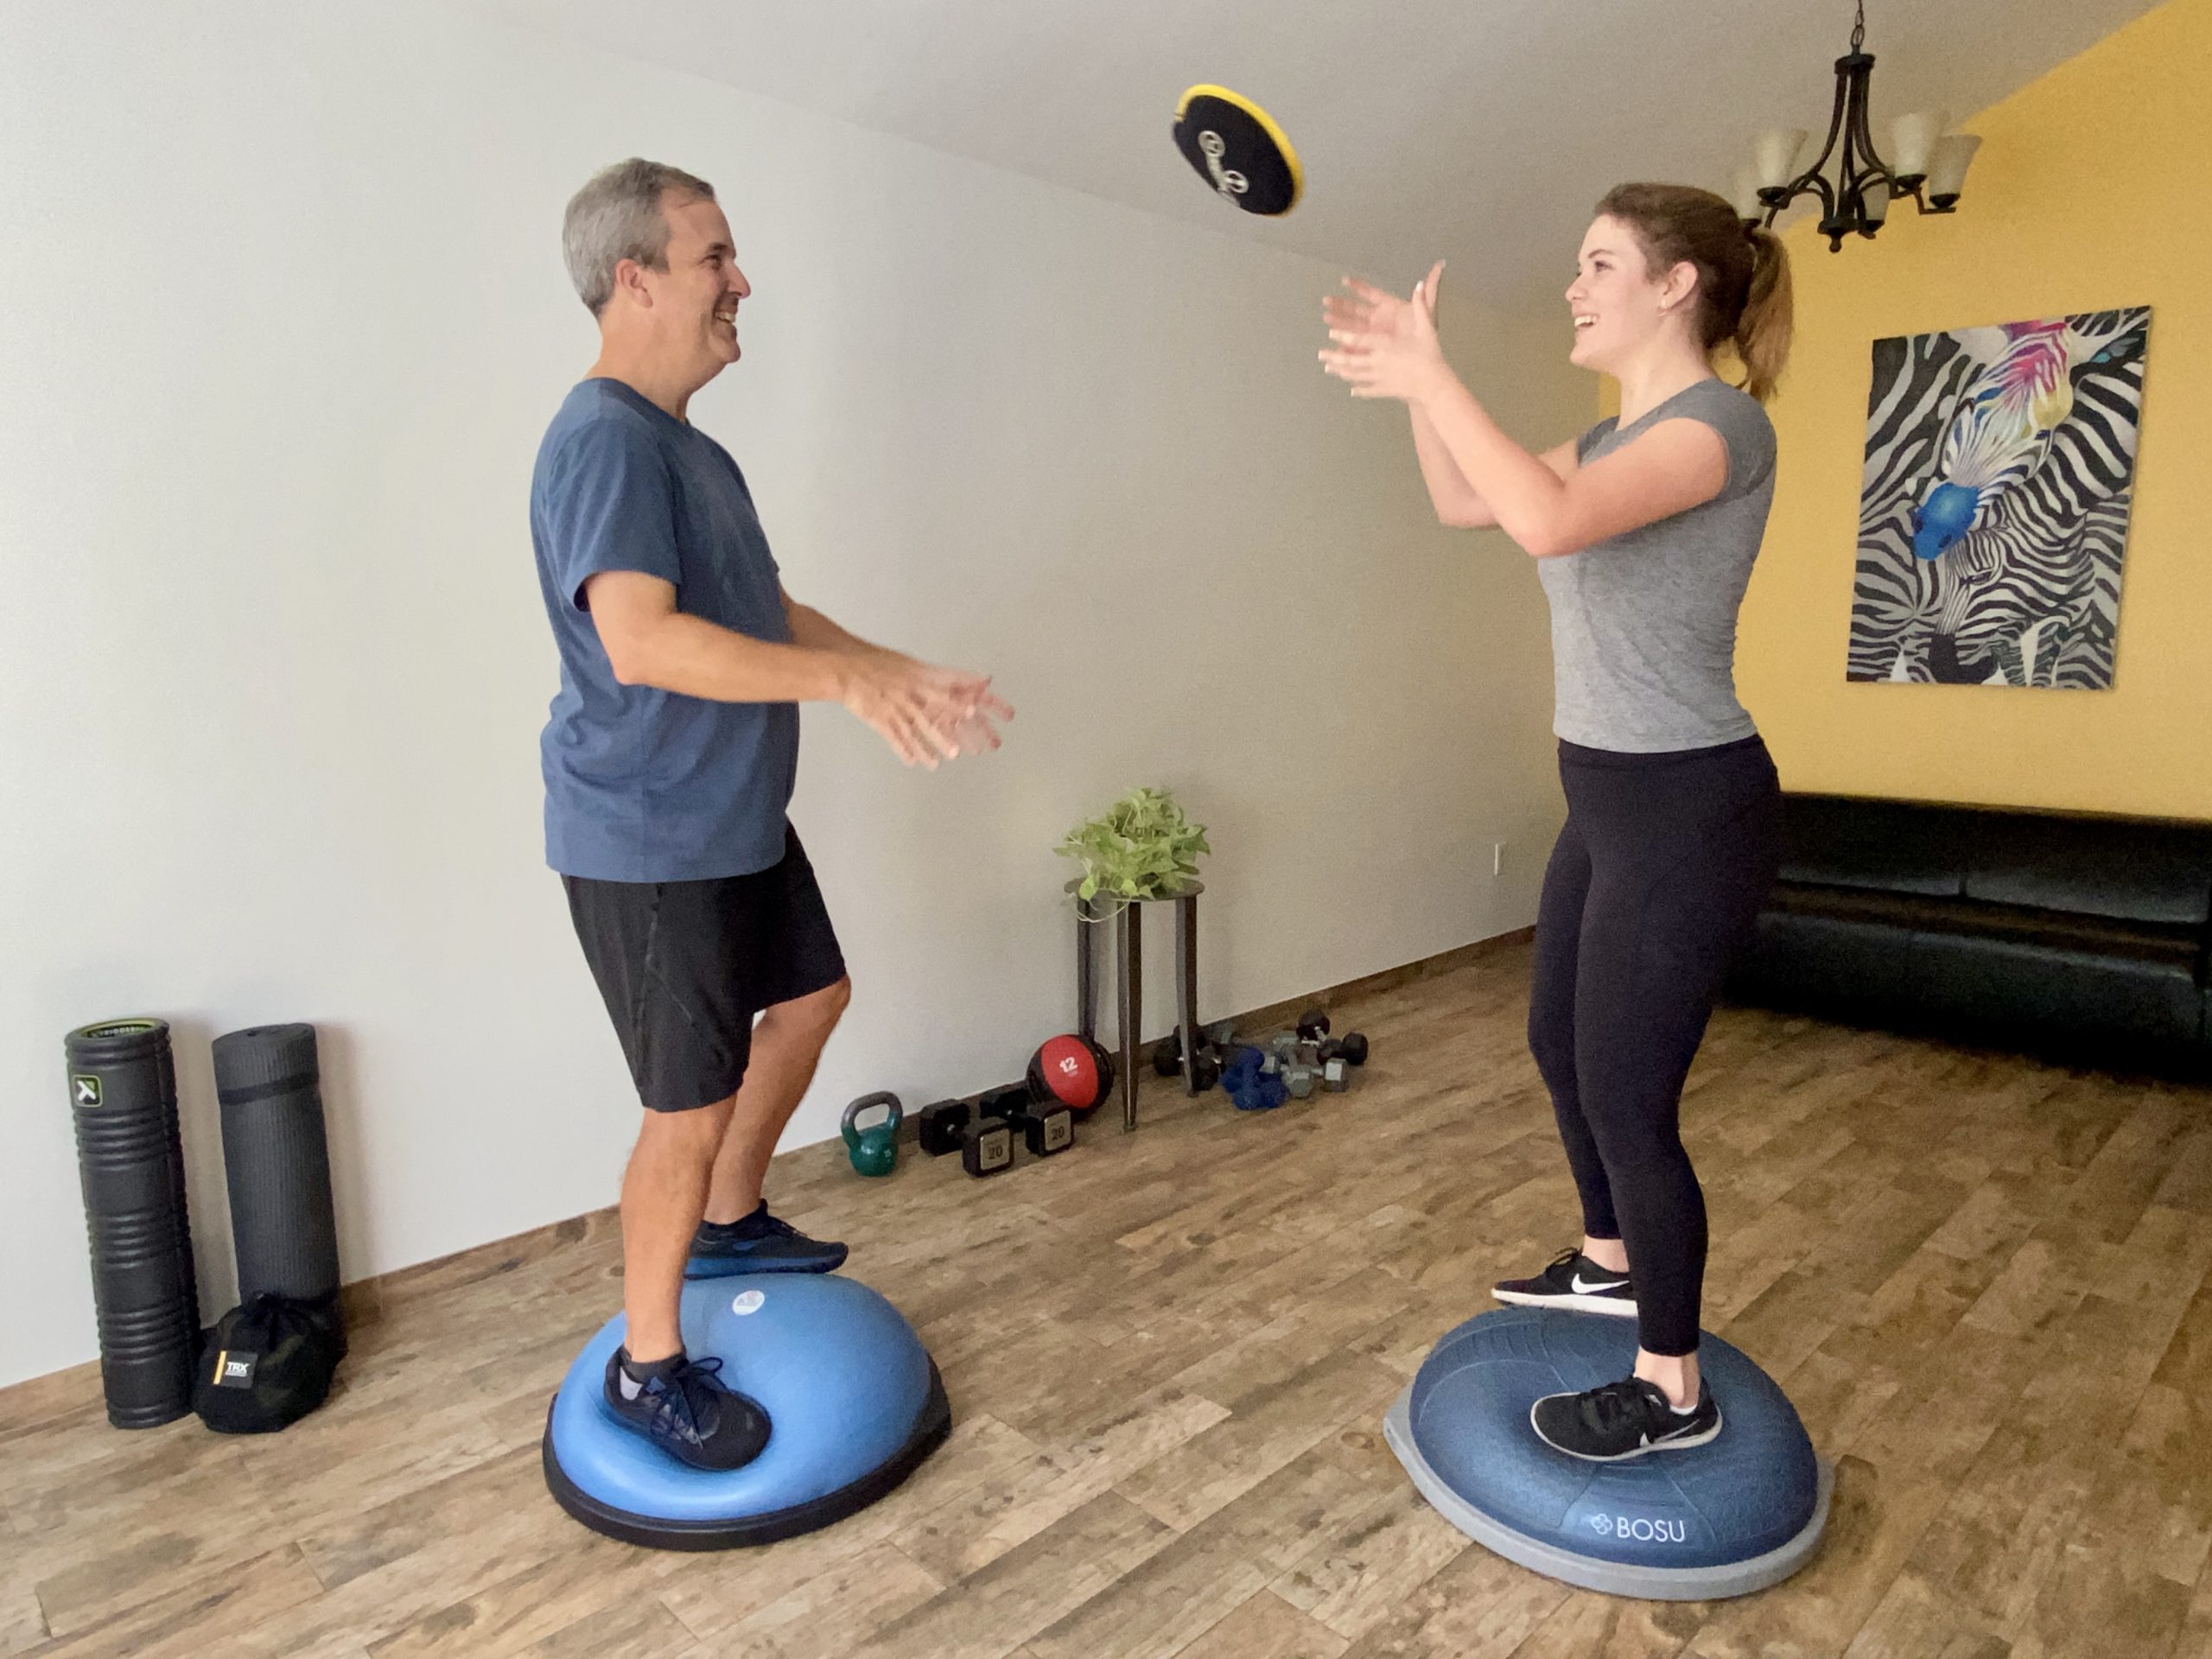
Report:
1890,111,1947,181
1925,134,1984,206
1754,128,1811,190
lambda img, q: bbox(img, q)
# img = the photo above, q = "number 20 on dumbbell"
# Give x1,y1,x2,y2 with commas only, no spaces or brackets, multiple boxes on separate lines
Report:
918,1098,1014,1176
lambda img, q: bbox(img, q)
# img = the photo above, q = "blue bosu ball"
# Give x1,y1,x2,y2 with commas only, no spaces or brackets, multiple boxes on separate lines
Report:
543,1273,950,1548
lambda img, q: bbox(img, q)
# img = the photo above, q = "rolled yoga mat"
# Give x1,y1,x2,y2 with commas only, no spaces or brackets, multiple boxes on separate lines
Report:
213,1024,341,1331
65,1017,203,1428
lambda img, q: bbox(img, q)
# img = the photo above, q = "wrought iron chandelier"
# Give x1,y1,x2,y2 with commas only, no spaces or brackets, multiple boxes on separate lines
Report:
1730,2,1984,250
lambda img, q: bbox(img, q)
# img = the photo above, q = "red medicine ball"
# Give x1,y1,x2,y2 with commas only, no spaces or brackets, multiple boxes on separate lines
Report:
1027,1034,1116,1114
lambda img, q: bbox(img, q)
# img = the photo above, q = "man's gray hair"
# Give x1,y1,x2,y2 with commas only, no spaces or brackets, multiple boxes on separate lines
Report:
563,158,717,315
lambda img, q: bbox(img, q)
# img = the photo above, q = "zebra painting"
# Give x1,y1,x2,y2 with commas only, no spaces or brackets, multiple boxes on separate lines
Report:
1848,306,2150,689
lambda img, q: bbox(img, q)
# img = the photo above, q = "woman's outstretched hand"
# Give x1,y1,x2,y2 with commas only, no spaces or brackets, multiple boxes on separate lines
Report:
1319,261,1452,403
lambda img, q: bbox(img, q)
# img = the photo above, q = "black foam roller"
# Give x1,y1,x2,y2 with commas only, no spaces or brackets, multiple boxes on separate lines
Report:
213,1024,341,1318
65,1018,202,1428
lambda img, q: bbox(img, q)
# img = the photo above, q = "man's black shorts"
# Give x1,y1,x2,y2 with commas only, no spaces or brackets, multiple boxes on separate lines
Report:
563,827,847,1113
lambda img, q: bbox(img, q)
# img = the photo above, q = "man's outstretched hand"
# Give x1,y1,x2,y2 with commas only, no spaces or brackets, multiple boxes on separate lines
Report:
839,652,1014,768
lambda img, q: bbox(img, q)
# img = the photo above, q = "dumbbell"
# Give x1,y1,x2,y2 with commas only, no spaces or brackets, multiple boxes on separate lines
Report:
1318,1031,1370,1067
1015,1101,1074,1157
1219,1046,1287,1113
978,1083,1033,1121
1323,1058,1350,1092
1284,1065,1316,1100
1152,1030,1224,1092
962,1116,1013,1177
918,1099,971,1157
1296,1007,1332,1041
992,1083,1076,1159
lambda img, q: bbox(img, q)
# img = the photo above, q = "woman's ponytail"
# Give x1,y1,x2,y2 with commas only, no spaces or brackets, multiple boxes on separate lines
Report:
1735,225,1794,404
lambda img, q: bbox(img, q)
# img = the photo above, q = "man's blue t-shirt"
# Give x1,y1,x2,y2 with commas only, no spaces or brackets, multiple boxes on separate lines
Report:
530,378,798,881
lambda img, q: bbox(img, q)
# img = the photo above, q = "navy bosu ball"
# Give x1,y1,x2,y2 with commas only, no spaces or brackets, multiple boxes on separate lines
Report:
1385,1308,1830,1599
543,1274,950,1548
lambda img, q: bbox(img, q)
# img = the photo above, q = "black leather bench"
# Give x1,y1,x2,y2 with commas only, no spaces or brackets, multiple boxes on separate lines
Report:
1724,793,2212,1076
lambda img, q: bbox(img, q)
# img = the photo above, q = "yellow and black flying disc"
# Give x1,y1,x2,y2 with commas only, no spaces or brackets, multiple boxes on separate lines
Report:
1173,85,1302,216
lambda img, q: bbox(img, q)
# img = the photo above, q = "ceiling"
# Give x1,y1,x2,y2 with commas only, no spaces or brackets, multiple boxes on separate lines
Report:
444,0,2160,312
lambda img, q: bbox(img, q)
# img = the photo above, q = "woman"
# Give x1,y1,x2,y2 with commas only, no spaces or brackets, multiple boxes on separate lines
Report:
1319,183,1792,1461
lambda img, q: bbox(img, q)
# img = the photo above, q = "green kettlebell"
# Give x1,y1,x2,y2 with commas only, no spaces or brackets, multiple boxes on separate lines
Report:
841,1091,902,1178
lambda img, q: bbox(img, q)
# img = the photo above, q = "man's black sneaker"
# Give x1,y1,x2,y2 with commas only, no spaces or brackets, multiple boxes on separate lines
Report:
1530,1376,1722,1461
602,1348,771,1471
1491,1247,1637,1318
684,1203,849,1280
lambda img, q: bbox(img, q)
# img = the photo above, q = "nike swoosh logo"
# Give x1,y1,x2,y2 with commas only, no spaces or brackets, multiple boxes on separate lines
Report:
1571,1274,1630,1294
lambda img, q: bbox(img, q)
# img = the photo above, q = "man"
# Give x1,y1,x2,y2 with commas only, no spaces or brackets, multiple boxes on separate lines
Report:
531,158,1009,1471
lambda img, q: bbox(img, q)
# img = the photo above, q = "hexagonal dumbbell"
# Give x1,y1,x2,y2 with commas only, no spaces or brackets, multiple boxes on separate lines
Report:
962,1116,1013,1177
1319,1032,1370,1067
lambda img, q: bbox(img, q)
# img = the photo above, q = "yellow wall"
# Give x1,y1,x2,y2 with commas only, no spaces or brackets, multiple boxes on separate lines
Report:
1731,0,2209,817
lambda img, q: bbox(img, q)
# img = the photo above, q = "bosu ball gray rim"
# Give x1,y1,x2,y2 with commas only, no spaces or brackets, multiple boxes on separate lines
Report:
1173,85,1302,215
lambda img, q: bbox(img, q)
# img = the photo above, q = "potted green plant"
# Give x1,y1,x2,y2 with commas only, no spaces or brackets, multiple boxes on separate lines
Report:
1057,785,1210,910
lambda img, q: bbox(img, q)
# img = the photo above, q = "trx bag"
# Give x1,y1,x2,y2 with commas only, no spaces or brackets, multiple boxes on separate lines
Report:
192,1293,344,1433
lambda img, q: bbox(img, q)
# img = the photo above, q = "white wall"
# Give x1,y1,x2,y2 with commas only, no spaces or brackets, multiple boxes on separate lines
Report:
0,0,1586,1388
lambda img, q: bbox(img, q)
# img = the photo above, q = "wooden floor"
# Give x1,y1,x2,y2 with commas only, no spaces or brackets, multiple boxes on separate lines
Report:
7,939,2212,1659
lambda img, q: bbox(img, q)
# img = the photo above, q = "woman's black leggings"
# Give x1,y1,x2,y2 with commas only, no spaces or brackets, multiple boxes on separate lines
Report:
1527,733,1783,1357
